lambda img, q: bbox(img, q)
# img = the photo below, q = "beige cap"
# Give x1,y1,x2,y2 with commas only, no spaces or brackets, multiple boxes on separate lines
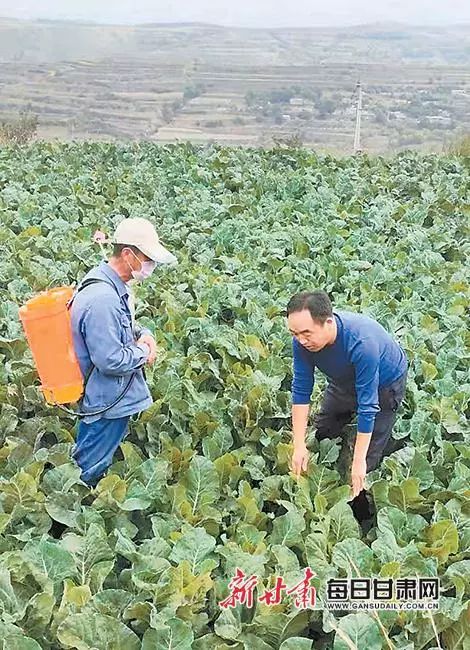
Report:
113,217,177,265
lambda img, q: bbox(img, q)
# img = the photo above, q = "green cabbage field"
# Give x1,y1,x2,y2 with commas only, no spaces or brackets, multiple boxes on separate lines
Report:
0,142,469,649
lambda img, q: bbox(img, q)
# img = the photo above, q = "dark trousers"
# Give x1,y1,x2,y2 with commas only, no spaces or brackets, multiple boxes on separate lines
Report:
314,371,407,472
314,371,407,524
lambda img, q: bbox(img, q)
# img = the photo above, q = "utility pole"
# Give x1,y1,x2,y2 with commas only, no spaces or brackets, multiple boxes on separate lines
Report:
354,80,363,154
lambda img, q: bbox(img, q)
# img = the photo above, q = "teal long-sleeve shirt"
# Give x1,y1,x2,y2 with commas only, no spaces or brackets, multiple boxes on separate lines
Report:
292,311,407,433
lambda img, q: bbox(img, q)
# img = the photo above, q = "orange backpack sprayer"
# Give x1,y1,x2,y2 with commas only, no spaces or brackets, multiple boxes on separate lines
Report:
19,278,139,417
19,286,84,405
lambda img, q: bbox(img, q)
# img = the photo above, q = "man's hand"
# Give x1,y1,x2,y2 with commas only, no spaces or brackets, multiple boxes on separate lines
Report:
290,443,309,479
351,457,367,498
137,334,157,365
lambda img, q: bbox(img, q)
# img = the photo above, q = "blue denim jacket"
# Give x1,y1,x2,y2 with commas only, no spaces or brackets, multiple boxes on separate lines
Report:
70,261,153,423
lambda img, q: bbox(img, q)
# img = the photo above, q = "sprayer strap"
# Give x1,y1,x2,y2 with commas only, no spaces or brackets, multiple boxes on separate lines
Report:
67,277,115,310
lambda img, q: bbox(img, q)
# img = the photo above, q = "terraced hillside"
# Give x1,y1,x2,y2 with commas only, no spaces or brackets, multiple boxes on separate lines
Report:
0,20,469,152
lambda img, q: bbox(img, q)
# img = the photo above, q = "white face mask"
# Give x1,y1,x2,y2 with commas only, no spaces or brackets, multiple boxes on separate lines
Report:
126,249,156,282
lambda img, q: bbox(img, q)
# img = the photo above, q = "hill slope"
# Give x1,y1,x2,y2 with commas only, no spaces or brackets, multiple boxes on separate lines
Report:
0,20,469,152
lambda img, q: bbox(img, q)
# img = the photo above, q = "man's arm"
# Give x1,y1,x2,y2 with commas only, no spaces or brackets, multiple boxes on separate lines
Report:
133,324,152,340
350,338,381,496
292,403,310,448
351,433,372,497
291,338,315,477
82,295,150,376
292,337,315,407
291,404,310,478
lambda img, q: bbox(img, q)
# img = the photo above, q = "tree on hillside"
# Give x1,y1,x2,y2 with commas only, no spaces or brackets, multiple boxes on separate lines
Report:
0,111,38,145
316,97,335,119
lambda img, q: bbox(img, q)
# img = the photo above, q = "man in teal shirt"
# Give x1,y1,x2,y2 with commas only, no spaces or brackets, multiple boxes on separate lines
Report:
287,290,407,517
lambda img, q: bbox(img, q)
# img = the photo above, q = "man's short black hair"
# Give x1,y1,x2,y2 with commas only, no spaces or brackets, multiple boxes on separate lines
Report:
113,243,142,257
286,290,333,324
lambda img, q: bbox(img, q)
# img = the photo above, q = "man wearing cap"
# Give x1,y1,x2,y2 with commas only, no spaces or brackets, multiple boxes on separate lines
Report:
69,217,176,487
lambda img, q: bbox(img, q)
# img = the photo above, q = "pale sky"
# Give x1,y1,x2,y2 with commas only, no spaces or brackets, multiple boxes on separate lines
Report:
0,0,469,27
